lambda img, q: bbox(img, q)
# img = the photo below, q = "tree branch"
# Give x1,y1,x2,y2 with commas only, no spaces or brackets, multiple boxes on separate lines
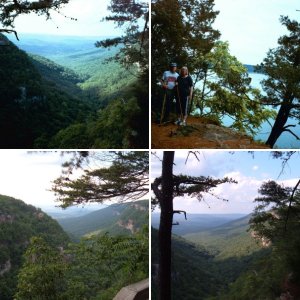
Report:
285,179,300,231
173,210,187,220
0,28,19,40
283,128,300,140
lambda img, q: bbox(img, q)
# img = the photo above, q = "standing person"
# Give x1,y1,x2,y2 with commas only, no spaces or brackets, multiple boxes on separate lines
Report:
176,66,193,126
161,62,179,123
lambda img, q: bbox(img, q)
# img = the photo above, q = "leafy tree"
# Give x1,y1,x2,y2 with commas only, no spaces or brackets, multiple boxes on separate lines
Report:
250,180,300,267
14,231,149,300
219,180,300,299
151,151,236,300
191,41,276,135
64,227,149,300
151,0,219,82
15,237,68,300
96,0,149,148
88,98,142,149
151,0,186,73
258,16,300,148
52,151,149,208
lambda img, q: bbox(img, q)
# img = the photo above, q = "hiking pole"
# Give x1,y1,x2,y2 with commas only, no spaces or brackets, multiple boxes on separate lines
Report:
176,85,184,122
160,91,167,125
185,95,190,125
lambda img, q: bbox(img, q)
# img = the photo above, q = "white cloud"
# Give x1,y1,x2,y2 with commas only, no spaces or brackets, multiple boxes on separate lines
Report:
278,178,300,188
152,151,300,215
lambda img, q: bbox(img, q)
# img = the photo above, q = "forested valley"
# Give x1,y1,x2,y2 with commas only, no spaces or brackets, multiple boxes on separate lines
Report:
0,195,148,300
0,151,149,300
151,151,300,300
0,33,147,148
0,0,149,149
151,215,273,299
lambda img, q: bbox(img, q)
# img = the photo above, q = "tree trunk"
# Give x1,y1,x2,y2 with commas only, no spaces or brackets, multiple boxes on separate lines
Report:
158,151,175,300
265,101,292,148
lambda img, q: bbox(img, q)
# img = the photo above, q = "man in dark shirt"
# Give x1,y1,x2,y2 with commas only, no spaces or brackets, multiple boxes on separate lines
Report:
176,66,193,125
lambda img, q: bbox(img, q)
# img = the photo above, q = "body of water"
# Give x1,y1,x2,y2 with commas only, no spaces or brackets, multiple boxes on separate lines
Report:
249,73,299,149
195,73,300,149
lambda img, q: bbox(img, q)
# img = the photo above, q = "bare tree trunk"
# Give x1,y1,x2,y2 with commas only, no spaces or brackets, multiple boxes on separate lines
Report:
158,151,175,300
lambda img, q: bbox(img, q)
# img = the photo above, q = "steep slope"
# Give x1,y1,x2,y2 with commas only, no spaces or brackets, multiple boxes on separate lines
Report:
185,214,261,259
151,228,224,300
0,194,69,300
29,54,85,97
0,34,91,148
58,200,148,239
152,216,269,299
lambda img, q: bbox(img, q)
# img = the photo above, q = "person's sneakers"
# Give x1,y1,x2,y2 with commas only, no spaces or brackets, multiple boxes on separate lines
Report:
180,121,186,126
174,119,181,125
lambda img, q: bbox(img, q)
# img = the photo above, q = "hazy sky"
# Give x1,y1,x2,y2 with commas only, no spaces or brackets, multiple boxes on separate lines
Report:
0,151,113,211
151,151,300,214
214,0,300,64
13,0,123,37
0,151,68,209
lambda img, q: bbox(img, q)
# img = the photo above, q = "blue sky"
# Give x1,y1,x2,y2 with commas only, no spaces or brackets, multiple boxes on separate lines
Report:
214,0,300,64
10,0,300,64
151,151,300,214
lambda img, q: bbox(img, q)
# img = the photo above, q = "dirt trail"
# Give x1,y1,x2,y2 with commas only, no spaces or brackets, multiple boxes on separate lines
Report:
152,116,269,149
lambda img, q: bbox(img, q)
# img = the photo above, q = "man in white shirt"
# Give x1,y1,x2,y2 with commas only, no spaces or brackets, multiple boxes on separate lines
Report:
161,62,179,122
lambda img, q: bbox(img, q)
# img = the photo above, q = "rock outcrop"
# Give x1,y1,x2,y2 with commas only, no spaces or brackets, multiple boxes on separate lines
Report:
152,116,270,149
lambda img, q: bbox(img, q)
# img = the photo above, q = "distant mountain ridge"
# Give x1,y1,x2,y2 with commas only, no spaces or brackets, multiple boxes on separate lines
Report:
44,205,103,219
244,64,264,74
58,200,149,239
184,214,261,259
244,64,256,73
151,213,247,235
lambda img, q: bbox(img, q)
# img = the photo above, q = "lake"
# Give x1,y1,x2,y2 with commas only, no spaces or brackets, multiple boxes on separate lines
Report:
195,72,300,149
